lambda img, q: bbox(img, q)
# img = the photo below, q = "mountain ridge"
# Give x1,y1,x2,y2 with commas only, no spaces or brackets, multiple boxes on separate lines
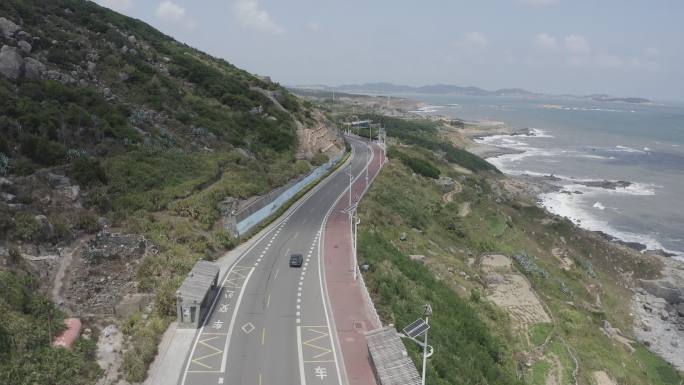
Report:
295,82,652,104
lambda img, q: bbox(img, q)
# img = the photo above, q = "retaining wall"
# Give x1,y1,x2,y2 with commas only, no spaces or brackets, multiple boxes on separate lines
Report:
231,152,344,236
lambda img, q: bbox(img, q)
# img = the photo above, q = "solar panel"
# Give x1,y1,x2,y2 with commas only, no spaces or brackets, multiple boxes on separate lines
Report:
403,318,429,338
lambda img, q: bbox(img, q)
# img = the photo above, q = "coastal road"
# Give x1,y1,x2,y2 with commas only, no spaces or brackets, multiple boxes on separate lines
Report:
178,136,373,385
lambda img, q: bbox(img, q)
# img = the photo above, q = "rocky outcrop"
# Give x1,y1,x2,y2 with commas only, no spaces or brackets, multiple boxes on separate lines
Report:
45,69,76,84
639,279,684,305
0,17,21,38
24,57,45,79
0,45,24,79
632,256,684,371
17,40,31,54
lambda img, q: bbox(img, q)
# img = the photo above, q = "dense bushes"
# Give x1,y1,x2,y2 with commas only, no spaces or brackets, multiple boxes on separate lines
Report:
0,272,101,385
357,114,499,173
359,232,520,385
69,157,108,187
387,147,440,179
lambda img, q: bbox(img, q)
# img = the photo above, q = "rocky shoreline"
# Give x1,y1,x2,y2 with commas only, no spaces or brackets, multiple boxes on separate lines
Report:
470,124,684,372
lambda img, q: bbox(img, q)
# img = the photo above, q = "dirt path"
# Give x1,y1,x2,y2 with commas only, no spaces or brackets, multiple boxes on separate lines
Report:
51,235,91,313
545,354,563,385
442,181,463,203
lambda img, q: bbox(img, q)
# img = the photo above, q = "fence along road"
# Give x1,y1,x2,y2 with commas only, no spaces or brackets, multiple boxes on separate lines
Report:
179,136,373,385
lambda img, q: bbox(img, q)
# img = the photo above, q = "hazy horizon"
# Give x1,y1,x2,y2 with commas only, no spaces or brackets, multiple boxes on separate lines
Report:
94,0,684,101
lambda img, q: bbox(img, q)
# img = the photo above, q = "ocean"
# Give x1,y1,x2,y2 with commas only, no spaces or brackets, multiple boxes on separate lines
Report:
397,93,684,260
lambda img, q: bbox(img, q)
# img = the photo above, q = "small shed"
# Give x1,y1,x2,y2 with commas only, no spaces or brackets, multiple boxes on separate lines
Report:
366,326,421,385
176,260,220,328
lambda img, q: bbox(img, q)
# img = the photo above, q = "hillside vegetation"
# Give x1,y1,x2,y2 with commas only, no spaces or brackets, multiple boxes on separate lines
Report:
0,1,338,383
356,117,682,385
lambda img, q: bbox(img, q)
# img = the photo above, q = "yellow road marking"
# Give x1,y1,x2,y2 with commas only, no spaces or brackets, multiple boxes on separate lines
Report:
266,294,271,308
302,328,332,358
259,373,263,385
261,328,266,346
190,336,225,369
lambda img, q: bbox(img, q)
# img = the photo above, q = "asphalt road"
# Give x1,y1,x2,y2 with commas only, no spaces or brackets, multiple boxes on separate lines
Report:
179,136,373,385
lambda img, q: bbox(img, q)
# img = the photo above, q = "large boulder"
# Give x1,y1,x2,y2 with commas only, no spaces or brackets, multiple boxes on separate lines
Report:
0,17,20,39
24,57,45,80
0,45,24,80
640,279,684,305
17,40,31,54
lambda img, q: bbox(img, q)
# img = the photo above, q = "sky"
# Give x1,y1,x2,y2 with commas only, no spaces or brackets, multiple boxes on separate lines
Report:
94,0,684,101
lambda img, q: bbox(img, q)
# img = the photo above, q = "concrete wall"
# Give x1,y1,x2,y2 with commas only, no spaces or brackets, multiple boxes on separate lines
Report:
234,152,344,236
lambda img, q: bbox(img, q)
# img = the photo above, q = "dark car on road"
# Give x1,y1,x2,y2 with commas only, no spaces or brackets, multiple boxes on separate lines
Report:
289,253,303,267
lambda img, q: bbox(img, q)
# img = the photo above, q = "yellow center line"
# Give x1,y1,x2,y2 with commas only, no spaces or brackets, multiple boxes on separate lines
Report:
261,327,266,346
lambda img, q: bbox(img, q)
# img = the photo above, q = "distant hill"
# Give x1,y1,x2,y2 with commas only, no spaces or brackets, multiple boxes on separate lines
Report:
298,82,651,104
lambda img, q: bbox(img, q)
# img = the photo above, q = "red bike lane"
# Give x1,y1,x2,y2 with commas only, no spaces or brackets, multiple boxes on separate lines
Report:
324,141,384,385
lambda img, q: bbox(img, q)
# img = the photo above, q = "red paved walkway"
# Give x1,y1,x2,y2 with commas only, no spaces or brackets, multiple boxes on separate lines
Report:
324,140,384,385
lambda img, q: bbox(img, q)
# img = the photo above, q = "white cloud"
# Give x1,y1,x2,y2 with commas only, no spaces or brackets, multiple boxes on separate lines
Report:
307,21,320,32
596,53,623,69
232,0,284,34
627,57,660,71
95,0,133,12
516,0,558,6
454,32,488,53
155,1,195,29
564,35,590,54
156,1,185,22
534,33,557,49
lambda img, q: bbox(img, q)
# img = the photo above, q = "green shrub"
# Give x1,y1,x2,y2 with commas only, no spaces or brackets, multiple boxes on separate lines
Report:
398,154,440,179
310,152,329,166
74,212,101,233
69,157,108,188
13,213,41,241
19,135,66,167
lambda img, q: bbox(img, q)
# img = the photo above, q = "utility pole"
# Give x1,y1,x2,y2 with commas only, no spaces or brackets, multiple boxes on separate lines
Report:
401,304,434,385
422,313,430,385
348,163,352,207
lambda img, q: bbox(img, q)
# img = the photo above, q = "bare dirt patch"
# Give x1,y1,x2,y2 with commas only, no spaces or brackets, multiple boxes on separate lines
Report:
592,370,618,385
552,247,575,271
458,201,471,217
481,254,551,327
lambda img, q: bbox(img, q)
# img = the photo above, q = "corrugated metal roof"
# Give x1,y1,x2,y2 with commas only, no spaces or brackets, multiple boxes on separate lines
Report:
366,326,422,385
178,260,220,304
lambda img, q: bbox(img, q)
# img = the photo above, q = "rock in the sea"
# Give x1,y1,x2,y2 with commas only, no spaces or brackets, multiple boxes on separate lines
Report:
24,57,45,80
0,17,20,38
0,45,24,79
17,40,31,54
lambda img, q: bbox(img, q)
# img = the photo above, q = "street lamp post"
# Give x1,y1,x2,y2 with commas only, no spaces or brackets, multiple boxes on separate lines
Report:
401,304,434,385
421,304,432,385
348,163,352,207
